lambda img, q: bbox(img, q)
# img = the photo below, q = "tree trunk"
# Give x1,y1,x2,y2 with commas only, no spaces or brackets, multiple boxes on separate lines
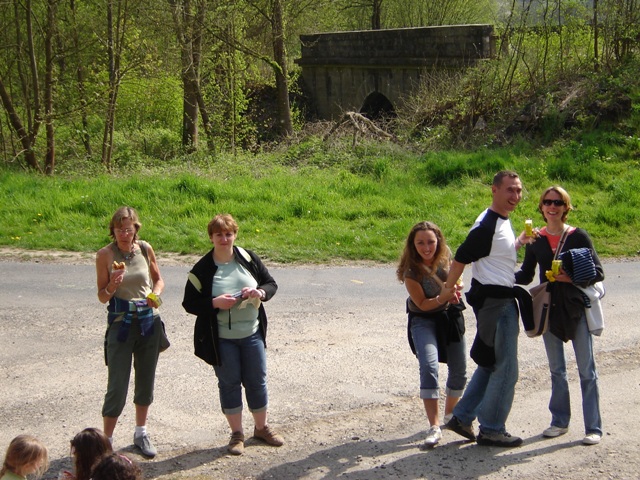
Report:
102,0,116,168
70,0,92,157
0,0,44,172
272,0,293,136
0,78,42,172
44,0,57,175
182,77,199,150
593,0,599,70
101,0,125,169
170,0,214,152
371,0,382,30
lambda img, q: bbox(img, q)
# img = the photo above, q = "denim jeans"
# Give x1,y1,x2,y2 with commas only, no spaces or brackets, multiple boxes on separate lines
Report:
213,330,268,415
543,313,602,435
453,298,519,435
410,317,467,398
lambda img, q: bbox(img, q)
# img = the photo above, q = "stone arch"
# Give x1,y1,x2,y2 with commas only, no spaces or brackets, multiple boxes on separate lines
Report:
295,25,496,120
360,91,395,119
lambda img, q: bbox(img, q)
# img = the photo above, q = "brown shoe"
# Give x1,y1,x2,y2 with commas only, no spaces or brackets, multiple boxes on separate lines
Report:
227,431,244,455
253,425,284,447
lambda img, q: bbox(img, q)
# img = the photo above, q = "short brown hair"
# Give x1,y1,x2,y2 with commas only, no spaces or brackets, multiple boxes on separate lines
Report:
539,186,573,222
492,170,520,187
207,213,239,237
109,206,141,241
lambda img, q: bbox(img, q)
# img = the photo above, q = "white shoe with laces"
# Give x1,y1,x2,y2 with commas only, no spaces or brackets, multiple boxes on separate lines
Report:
423,425,442,447
133,432,157,457
543,425,569,438
583,433,601,445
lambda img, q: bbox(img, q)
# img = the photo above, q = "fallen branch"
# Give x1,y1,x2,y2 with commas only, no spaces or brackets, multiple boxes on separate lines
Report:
323,111,396,144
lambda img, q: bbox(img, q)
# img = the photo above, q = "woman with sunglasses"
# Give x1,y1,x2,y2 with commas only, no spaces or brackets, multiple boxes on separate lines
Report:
96,206,165,457
515,186,604,445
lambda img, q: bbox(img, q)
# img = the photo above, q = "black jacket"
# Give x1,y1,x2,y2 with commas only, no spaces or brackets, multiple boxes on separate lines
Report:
182,246,278,366
515,228,604,341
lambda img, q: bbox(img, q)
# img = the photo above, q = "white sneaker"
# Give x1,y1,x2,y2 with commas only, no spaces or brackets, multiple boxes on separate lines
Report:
133,432,157,457
543,425,569,438
583,433,601,445
423,425,442,447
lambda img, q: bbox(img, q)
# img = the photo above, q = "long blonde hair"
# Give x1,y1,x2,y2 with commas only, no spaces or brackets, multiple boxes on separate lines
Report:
1,435,49,478
396,221,449,283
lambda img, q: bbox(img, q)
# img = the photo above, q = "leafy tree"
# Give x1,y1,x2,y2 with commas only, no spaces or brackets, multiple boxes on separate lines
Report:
169,0,215,151
598,0,639,66
101,0,152,168
335,0,385,30
0,0,59,173
386,0,495,26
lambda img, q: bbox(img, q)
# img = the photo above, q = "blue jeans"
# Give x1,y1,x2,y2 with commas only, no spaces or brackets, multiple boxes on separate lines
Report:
410,317,467,398
453,298,519,435
543,313,602,435
213,330,268,415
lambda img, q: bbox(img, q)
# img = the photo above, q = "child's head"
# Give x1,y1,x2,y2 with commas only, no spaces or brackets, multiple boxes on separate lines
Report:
1,434,49,478
91,453,143,480
70,428,113,480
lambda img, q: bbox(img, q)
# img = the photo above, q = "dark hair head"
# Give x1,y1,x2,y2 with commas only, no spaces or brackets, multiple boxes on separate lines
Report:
70,428,113,480
91,453,143,480
492,170,520,187
109,206,142,241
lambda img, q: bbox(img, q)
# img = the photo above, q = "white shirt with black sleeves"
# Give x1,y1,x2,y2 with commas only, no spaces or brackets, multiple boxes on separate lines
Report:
454,209,517,288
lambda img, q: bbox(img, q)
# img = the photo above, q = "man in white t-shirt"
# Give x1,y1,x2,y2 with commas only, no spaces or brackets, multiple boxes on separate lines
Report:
440,170,528,448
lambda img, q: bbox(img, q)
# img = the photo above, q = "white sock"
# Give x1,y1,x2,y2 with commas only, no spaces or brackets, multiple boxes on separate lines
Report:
108,437,113,445
135,425,147,438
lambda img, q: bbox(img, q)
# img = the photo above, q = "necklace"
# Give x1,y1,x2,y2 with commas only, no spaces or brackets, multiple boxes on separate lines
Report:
546,226,564,236
115,243,136,261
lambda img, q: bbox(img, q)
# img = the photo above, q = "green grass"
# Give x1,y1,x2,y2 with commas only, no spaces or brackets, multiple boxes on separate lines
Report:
2,140,639,264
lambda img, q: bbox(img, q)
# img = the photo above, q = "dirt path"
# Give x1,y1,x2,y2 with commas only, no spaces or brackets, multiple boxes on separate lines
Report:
1,253,638,479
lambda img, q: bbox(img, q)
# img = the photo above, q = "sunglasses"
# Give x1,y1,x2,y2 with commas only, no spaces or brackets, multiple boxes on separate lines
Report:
542,199,566,207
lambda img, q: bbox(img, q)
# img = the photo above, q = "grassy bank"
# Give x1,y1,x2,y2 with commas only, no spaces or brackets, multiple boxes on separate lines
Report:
2,140,639,264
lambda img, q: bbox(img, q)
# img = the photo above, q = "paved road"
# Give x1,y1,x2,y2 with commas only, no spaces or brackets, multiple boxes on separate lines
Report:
1,260,639,479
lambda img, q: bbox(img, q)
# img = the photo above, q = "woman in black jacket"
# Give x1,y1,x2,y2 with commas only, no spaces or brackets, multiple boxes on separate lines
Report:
182,214,281,456
515,186,604,446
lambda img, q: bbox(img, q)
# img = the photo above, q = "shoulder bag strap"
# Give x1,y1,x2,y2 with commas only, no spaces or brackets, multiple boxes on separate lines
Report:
553,228,570,260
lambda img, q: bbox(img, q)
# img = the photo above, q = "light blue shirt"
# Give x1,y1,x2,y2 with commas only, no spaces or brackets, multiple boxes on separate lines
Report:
212,258,259,339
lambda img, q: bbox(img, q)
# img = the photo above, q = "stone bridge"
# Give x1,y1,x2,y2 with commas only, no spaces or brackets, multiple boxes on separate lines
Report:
295,25,495,120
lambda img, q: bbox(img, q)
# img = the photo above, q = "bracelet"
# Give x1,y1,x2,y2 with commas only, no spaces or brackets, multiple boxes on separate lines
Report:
105,286,115,296
515,237,522,247
435,295,445,305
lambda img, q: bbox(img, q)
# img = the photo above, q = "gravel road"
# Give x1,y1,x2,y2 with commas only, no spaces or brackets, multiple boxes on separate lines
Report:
1,252,639,479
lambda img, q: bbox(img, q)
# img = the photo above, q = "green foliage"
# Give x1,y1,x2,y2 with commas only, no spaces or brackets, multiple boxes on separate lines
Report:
3,130,640,262
117,77,183,131
418,150,509,186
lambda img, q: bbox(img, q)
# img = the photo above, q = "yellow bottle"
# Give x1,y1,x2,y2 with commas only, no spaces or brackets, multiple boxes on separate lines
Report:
525,219,533,237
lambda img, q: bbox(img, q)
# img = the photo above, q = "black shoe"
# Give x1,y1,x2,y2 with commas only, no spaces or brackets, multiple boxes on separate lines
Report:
443,416,476,441
477,430,523,447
